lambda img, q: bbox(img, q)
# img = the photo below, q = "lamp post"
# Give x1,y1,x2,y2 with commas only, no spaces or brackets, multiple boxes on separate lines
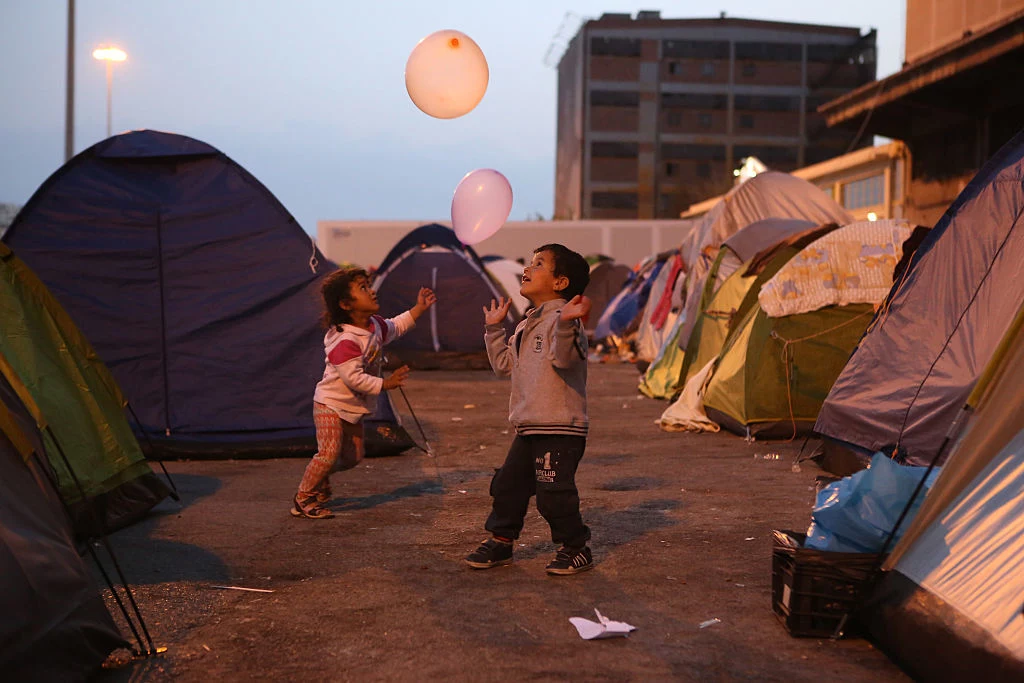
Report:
92,46,126,138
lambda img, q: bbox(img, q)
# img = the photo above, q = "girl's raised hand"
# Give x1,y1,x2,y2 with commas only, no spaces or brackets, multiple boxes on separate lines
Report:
417,287,438,310
482,297,511,325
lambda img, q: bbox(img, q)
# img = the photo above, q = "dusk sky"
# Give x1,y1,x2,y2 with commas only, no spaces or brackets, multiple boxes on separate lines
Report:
1,1,904,233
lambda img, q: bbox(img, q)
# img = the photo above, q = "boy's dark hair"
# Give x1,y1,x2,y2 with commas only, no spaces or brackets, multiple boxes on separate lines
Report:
535,243,590,300
321,267,369,329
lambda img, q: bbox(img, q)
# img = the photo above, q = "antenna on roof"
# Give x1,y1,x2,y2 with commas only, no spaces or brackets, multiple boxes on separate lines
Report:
543,11,589,68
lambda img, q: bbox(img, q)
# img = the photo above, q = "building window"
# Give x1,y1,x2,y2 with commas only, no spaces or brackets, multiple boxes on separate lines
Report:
591,141,638,158
698,112,713,128
734,95,801,112
591,192,639,210
590,90,639,107
661,93,728,110
735,42,803,62
662,40,729,59
740,114,754,129
696,162,712,179
701,62,715,77
742,63,757,77
841,174,885,210
820,185,834,199
668,112,682,126
590,37,641,57
668,61,680,75
661,143,726,161
665,162,676,177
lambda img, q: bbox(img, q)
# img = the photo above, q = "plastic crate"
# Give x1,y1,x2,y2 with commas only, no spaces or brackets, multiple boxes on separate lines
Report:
771,530,885,638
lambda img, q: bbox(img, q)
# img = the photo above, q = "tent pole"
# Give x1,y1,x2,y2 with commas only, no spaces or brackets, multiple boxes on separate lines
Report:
29,449,148,653
44,426,157,656
125,400,180,501
395,386,432,456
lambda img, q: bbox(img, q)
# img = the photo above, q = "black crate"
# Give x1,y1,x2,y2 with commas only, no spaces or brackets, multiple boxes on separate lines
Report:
771,530,885,638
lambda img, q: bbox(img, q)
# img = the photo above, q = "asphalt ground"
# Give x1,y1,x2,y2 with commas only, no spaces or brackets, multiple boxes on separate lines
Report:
95,363,906,682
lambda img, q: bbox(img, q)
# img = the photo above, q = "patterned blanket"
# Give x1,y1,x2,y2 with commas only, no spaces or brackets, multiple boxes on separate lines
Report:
758,220,914,318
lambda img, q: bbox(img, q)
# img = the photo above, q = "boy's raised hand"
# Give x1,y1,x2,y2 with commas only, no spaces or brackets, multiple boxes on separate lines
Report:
559,295,592,322
382,365,410,390
483,297,511,325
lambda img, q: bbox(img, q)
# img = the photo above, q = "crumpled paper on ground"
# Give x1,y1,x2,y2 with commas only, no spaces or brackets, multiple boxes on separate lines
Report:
569,609,636,640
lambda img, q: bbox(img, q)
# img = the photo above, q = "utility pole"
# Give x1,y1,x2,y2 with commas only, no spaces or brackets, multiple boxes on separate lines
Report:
64,0,75,161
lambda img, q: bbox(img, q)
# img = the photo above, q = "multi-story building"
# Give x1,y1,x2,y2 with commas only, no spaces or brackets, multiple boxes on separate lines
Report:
554,11,877,220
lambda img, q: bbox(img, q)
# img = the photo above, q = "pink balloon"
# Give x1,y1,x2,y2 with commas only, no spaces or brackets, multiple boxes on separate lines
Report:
451,169,513,245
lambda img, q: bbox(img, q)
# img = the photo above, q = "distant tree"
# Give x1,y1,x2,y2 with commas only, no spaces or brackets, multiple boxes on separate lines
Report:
524,211,547,221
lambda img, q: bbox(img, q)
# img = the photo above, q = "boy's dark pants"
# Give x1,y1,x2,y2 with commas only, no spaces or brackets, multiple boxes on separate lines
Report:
485,434,590,548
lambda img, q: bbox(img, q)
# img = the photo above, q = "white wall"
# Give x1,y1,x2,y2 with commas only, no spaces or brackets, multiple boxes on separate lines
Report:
316,219,697,268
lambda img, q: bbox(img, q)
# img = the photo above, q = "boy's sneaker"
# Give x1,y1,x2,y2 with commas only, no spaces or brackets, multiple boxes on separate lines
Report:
545,545,593,575
464,538,513,569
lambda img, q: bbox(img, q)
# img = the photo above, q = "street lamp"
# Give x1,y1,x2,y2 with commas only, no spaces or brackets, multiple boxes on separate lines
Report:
92,46,126,138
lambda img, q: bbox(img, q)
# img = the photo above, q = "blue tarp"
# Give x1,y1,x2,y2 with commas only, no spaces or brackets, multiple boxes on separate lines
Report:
806,453,941,553
593,259,665,339
4,130,334,453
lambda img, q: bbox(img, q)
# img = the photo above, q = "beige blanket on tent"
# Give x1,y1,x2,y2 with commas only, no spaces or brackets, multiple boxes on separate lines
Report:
758,220,913,318
658,358,720,433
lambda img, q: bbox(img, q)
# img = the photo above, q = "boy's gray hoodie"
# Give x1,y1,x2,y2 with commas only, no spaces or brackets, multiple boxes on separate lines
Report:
484,298,588,437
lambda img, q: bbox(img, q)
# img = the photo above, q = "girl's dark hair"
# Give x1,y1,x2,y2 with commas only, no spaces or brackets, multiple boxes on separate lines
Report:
321,267,369,329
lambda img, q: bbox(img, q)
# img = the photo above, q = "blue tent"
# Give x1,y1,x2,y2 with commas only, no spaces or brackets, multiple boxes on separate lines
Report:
4,130,333,456
815,127,1024,465
373,224,517,369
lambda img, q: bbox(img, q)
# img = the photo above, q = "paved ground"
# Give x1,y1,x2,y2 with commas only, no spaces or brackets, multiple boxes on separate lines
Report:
96,363,906,682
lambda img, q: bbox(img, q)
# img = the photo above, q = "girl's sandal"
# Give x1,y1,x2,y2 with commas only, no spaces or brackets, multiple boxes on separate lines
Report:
290,495,335,519
315,484,332,505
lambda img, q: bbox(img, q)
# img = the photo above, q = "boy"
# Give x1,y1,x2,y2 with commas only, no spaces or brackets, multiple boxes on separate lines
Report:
465,244,593,575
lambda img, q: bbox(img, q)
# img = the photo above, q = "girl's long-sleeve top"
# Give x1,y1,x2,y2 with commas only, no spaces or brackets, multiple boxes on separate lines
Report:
313,312,415,421
484,298,588,437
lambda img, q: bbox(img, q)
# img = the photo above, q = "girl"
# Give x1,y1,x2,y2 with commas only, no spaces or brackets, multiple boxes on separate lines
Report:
293,267,437,519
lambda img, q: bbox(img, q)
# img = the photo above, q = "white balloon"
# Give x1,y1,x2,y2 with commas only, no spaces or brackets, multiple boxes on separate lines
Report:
405,30,488,119
451,169,513,245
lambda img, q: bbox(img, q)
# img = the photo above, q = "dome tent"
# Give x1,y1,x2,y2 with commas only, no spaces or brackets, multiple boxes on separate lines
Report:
4,130,335,457
372,224,517,369
863,301,1024,681
0,242,170,535
0,371,126,680
675,217,818,388
701,220,913,438
815,128,1024,465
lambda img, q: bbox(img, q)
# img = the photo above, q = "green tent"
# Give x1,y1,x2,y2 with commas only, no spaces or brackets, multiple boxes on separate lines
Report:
0,243,169,537
638,314,688,399
0,371,126,678
702,302,875,438
678,224,840,388
701,220,913,438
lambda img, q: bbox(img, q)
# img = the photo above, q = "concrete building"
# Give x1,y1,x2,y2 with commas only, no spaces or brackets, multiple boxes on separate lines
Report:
820,0,1024,226
554,11,877,220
